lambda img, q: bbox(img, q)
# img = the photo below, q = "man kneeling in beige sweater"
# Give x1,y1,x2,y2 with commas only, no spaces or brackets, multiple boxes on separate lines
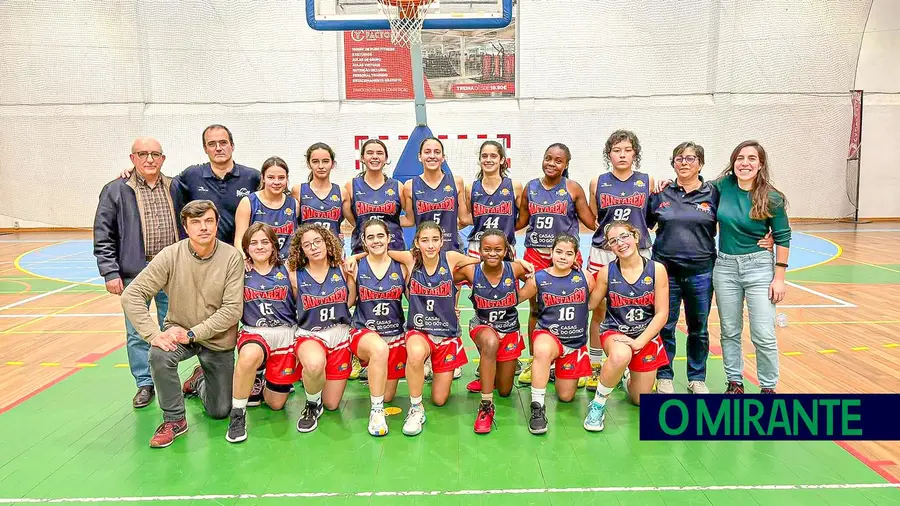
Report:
122,200,244,448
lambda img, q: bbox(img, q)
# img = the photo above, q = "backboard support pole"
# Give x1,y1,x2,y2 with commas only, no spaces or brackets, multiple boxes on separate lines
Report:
410,42,427,126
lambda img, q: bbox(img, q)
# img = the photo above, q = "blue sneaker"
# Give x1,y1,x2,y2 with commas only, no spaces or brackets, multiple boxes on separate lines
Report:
583,400,606,432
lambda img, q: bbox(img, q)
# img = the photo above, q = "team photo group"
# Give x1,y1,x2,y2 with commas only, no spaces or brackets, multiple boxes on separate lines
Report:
93,124,792,449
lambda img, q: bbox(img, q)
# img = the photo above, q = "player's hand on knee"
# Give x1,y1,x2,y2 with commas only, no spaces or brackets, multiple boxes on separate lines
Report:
150,332,178,352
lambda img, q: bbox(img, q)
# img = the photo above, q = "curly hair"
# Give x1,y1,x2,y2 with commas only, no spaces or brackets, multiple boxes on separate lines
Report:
479,228,514,262
603,129,642,170
242,222,282,267
287,223,344,271
411,220,444,270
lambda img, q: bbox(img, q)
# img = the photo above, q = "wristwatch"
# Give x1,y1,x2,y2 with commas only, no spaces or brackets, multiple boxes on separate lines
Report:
187,330,196,344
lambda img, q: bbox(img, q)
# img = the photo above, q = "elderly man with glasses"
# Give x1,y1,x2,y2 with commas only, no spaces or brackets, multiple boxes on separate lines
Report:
94,137,179,409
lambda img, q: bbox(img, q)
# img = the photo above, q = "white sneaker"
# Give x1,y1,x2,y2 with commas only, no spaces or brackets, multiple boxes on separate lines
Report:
453,367,462,379
368,407,388,437
687,380,709,394
403,404,426,436
656,378,675,394
620,368,631,396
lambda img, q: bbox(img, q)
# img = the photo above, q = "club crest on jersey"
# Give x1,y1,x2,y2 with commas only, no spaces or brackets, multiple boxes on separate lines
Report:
634,180,646,188
557,188,567,196
600,192,647,208
243,285,288,301
473,291,517,309
357,201,396,215
301,206,341,221
390,272,400,280
504,278,513,287
572,275,582,283
444,184,453,193
561,362,575,371
501,188,510,196
439,267,447,275
643,276,654,286
696,202,712,214
386,188,395,196
395,362,405,371
359,285,403,301
608,291,654,307
282,367,294,375
284,207,293,216
505,341,517,351
642,354,655,363
338,362,349,371
444,354,455,362
275,272,286,280
301,287,347,309
409,279,452,297
473,201,513,216
416,197,455,213
541,287,586,306
528,201,567,215
330,194,340,202
331,273,341,282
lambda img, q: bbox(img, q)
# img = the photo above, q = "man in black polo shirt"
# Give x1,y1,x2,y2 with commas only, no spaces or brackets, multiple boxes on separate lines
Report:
171,125,261,244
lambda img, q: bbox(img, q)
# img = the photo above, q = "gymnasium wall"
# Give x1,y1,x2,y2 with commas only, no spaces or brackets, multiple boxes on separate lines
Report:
854,0,900,219
0,0,883,227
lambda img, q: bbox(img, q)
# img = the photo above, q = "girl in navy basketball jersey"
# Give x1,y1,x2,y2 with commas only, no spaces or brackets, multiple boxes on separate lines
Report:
518,234,594,435
462,141,523,257
344,139,407,254
288,223,357,434
401,137,472,253
346,218,409,436
454,229,532,434
585,130,655,391
226,223,299,443
291,143,348,244
233,156,299,260
380,221,480,436
584,222,669,432
516,143,596,383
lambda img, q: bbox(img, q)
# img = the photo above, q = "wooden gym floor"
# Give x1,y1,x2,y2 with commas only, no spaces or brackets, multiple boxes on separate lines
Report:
0,224,899,505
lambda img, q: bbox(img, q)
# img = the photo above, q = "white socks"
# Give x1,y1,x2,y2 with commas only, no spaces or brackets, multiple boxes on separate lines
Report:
232,397,248,410
410,395,423,406
371,395,384,410
531,387,546,406
592,383,614,405
306,390,322,405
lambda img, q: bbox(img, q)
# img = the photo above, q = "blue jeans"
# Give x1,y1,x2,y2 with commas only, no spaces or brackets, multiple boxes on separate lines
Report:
657,270,713,381
713,250,778,389
123,277,168,388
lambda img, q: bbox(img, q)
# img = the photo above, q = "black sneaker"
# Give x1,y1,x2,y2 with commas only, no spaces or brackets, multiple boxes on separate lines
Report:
247,376,264,407
226,408,247,443
760,388,777,394
296,401,323,433
725,381,745,394
529,401,548,435
549,369,556,383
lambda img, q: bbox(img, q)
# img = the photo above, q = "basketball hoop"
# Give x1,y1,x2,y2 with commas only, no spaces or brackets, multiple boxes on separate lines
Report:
376,0,435,48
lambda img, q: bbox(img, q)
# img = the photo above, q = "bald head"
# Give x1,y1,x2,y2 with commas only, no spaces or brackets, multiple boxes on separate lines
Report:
129,137,165,182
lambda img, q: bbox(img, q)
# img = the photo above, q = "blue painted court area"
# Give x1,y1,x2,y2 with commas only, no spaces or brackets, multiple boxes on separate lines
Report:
16,233,839,286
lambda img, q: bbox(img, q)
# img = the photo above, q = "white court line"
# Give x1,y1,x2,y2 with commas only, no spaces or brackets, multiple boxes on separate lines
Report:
0,482,897,503
785,281,855,307
0,277,103,312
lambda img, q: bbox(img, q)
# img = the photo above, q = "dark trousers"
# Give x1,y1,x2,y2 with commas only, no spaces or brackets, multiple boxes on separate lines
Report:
149,343,234,422
656,270,713,381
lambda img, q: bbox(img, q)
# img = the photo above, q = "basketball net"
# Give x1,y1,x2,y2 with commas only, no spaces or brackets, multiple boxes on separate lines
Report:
376,0,435,48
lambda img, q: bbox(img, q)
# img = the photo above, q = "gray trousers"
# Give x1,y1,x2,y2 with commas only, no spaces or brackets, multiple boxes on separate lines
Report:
149,343,234,422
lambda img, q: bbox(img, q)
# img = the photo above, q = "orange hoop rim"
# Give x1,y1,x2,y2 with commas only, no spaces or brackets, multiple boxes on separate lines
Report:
379,0,429,19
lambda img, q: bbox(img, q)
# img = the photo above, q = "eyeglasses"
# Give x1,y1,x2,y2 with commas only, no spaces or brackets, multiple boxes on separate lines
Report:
674,155,699,164
606,232,633,247
302,238,325,250
132,151,163,160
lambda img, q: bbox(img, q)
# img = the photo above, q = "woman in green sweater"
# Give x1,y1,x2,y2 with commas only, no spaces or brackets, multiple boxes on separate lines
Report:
714,140,791,394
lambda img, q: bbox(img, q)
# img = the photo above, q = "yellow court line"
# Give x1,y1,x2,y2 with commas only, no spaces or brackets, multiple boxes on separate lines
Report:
788,233,843,274
832,254,900,275
13,242,102,288
0,293,110,334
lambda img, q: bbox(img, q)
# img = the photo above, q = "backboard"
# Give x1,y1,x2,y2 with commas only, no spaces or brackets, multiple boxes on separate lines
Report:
306,0,514,31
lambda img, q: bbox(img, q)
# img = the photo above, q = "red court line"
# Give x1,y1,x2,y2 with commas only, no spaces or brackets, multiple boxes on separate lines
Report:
0,345,124,416
681,323,899,483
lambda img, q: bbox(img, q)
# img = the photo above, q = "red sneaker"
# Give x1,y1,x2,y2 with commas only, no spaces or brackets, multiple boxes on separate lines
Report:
182,365,204,396
149,419,188,448
725,381,745,394
473,401,495,434
466,379,482,393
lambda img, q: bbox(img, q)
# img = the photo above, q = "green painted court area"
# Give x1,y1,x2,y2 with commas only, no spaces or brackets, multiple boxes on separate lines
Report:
1,287,898,505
